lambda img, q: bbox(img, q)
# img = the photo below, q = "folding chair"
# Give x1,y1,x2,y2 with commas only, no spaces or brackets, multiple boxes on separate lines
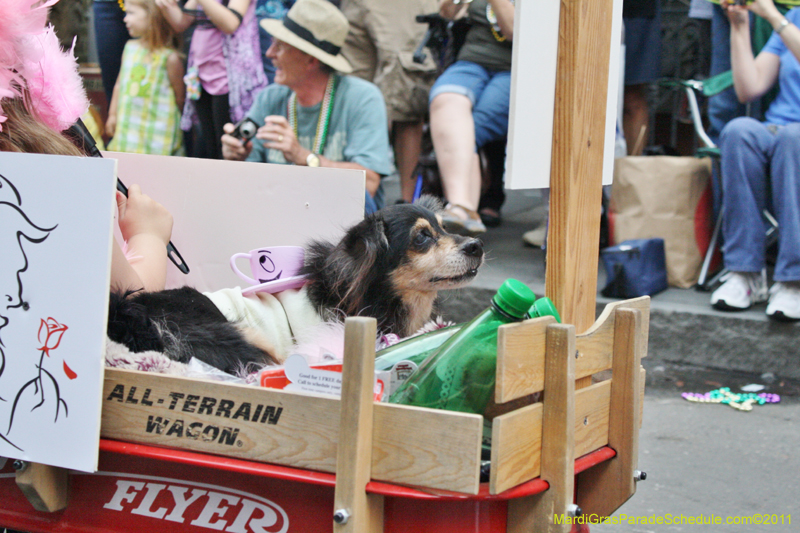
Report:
660,71,779,291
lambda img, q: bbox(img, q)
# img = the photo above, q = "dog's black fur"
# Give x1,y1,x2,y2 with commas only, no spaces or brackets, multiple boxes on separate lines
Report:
107,287,273,374
107,196,483,374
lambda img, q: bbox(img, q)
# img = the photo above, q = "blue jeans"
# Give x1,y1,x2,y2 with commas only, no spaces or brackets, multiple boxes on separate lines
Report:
93,1,131,108
366,184,385,215
429,61,510,149
719,118,800,281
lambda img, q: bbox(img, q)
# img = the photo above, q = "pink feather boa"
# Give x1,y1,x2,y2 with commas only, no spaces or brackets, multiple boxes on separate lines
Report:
0,0,88,132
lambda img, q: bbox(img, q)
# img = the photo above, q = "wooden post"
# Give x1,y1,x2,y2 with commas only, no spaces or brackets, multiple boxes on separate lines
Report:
333,317,383,532
545,0,614,337
15,462,69,512
576,308,644,516
507,324,576,533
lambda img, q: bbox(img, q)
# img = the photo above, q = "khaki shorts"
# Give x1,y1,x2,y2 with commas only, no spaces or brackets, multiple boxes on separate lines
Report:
340,0,439,123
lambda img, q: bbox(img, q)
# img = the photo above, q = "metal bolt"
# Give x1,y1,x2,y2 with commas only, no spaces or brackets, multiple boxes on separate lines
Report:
575,350,580,359
634,470,647,482
333,509,350,524
567,504,582,517
12,460,28,472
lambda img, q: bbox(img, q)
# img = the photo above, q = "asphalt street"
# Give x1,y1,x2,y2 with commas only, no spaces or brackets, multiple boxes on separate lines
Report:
592,385,799,533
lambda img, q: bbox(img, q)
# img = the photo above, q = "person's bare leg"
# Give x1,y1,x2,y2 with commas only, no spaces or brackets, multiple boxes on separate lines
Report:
430,92,481,213
394,121,424,202
623,84,650,155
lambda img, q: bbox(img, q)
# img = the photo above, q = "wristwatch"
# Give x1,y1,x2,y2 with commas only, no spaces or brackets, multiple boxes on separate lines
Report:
306,152,320,167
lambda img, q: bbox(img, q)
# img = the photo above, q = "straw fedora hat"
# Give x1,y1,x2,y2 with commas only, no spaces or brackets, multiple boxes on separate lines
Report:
260,0,353,74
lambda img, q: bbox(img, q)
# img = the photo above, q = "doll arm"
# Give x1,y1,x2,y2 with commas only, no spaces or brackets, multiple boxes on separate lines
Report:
112,185,174,292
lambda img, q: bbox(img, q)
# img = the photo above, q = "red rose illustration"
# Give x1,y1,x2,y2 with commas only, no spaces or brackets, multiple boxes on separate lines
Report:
38,317,68,356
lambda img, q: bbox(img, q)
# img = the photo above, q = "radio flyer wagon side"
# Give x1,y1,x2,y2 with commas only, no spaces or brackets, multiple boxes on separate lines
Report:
0,294,648,533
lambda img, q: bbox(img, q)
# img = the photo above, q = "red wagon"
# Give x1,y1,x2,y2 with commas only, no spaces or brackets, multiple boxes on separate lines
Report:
1,296,648,533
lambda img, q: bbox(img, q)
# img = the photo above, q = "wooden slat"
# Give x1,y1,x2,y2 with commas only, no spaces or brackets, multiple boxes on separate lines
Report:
495,316,556,403
371,404,482,494
491,367,650,496
102,369,341,472
507,324,576,533
576,308,644,516
101,368,482,494
574,381,611,459
574,296,650,381
490,402,543,494
496,297,649,404
490,378,608,495
15,463,69,512
334,318,383,533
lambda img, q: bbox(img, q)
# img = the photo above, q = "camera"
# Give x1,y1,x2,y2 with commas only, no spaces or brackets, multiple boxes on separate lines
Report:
733,0,753,5
232,117,259,142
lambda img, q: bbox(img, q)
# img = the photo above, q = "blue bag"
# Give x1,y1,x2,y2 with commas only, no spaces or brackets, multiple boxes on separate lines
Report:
601,238,668,298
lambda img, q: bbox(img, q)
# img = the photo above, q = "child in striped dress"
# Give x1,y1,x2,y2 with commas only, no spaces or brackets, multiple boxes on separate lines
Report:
106,0,185,155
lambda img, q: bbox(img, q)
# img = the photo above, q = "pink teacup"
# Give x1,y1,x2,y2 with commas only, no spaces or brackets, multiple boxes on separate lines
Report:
230,246,306,294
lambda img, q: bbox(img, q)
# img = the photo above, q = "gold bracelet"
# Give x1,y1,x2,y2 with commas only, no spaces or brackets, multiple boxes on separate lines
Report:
775,18,790,34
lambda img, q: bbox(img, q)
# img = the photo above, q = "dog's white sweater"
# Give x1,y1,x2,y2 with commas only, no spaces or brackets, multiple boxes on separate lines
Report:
203,286,324,362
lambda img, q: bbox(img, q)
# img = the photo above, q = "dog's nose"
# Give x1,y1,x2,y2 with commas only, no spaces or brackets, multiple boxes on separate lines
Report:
461,238,484,258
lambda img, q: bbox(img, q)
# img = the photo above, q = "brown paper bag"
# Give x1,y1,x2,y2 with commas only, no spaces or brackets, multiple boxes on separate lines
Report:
609,156,715,289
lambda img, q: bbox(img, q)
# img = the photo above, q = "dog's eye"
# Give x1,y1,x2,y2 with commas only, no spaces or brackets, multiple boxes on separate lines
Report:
413,232,431,246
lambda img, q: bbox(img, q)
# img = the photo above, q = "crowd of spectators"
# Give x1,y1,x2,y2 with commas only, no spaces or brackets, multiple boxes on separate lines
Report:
89,0,516,221
80,0,800,319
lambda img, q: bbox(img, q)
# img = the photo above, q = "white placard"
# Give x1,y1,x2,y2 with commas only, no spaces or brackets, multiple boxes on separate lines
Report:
602,0,625,186
506,0,623,189
105,152,365,292
0,152,117,472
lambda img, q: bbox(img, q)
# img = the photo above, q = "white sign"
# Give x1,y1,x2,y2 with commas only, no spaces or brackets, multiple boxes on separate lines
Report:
506,0,623,189
0,152,117,472
105,152,365,292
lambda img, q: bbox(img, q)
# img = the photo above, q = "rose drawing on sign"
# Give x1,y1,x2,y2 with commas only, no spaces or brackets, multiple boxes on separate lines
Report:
7,317,74,433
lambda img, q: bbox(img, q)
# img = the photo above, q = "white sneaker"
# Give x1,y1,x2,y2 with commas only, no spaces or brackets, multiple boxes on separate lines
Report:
522,225,547,247
766,281,800,321
710,271,768,311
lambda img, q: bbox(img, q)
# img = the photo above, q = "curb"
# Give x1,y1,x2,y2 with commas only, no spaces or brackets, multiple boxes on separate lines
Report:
435,287,800,380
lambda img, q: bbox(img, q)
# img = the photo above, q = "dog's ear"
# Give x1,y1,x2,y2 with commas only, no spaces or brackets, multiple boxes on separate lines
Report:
342,214,389,256
415,194,444,214
335,214,389,313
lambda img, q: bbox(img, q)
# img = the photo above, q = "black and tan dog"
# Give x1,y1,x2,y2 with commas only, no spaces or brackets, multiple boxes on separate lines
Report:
107,196,484,374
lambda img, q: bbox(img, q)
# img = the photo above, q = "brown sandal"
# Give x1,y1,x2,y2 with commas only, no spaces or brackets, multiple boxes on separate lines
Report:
441,203,487,236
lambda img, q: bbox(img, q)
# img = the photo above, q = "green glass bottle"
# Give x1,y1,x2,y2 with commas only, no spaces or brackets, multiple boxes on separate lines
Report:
388,279,536,414
374,325,461,371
